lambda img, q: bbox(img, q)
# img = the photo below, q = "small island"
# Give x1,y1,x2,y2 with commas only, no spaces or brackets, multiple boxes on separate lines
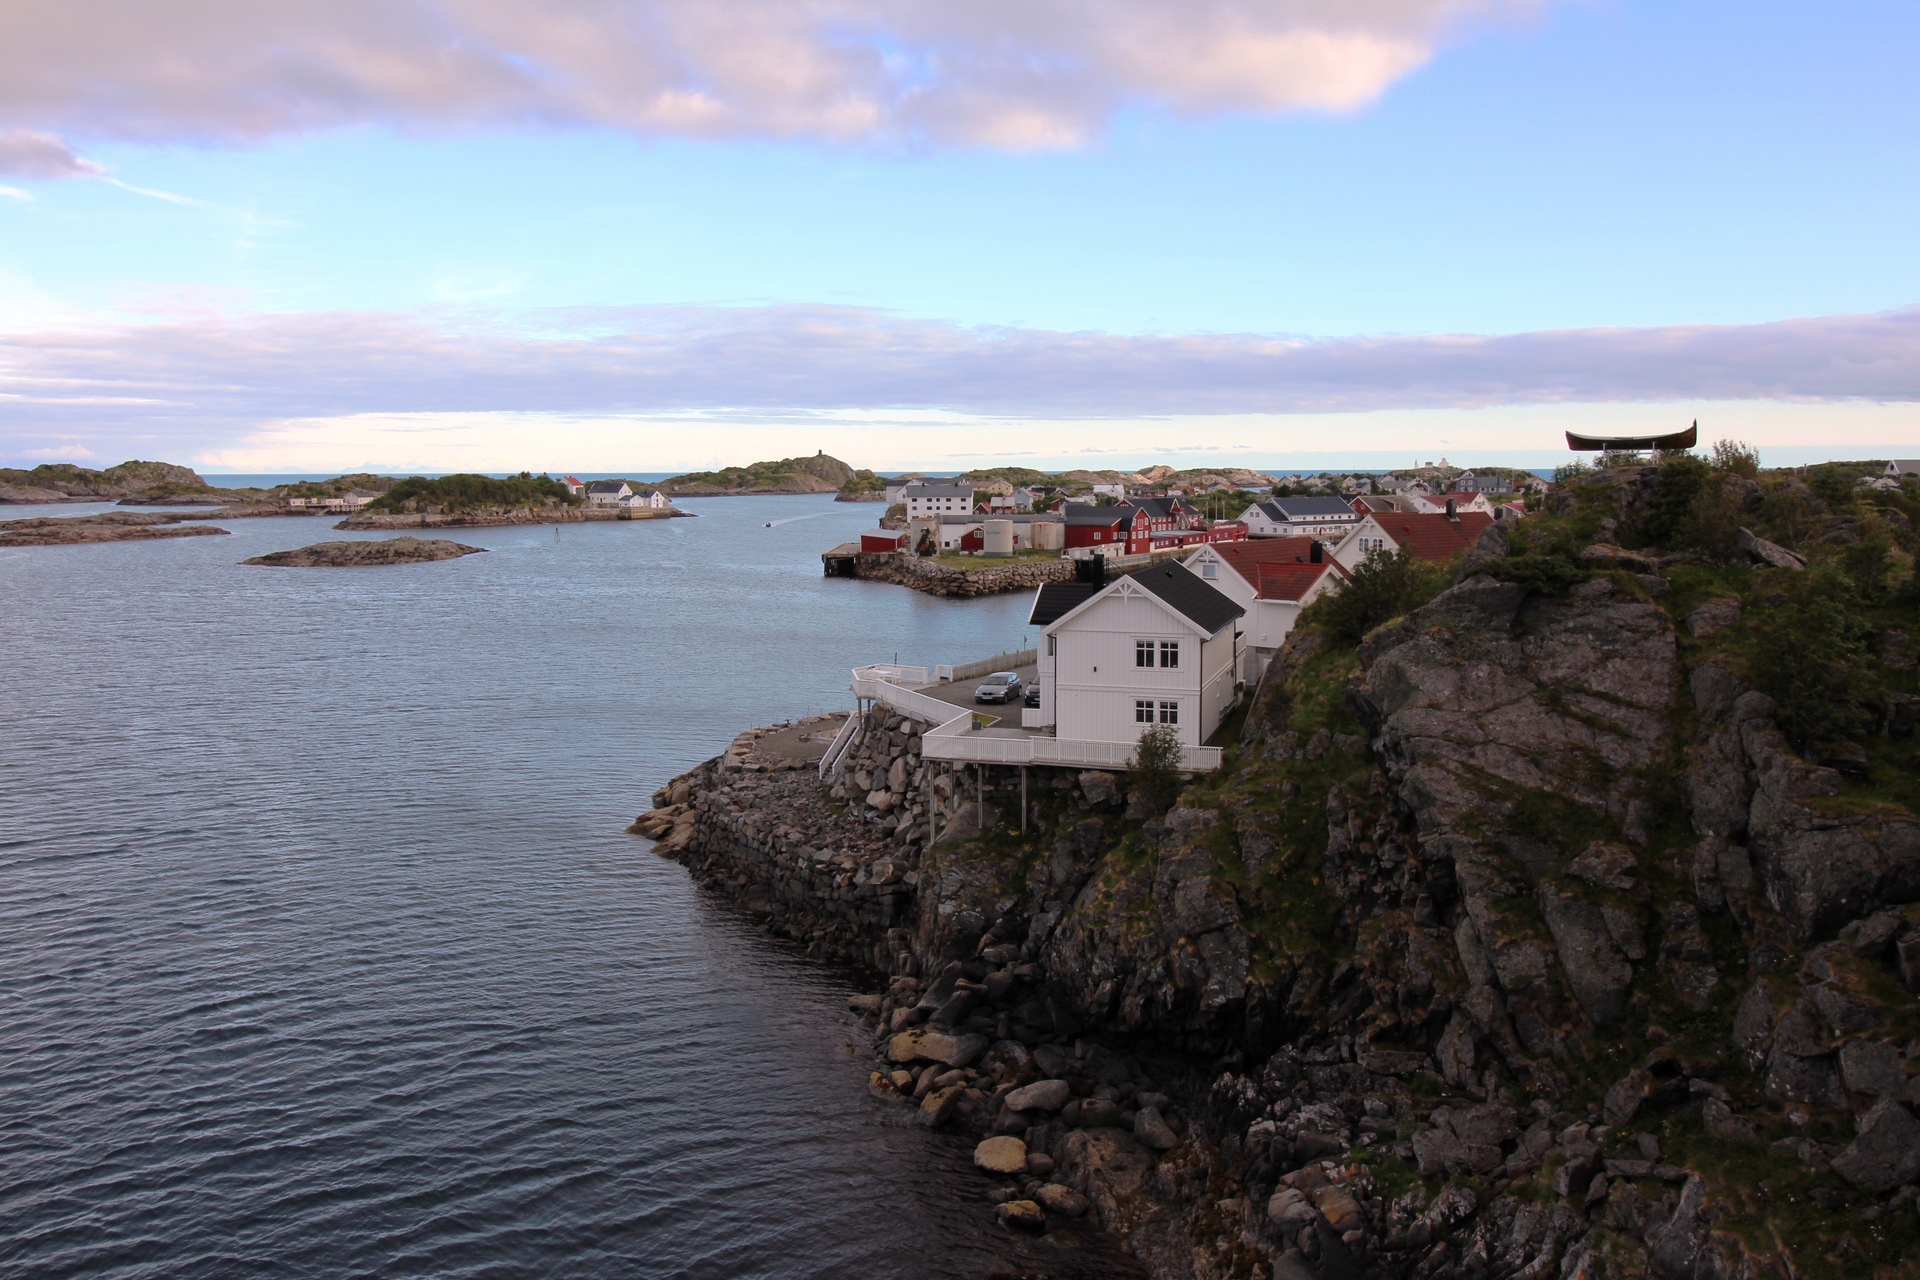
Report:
244,537,485,567
0,512,231,546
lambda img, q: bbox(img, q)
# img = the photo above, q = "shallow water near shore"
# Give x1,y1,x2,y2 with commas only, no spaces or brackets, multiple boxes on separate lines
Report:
0,497,1143,1278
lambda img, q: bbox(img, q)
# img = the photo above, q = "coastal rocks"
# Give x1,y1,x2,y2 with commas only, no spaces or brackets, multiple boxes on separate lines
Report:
887,1028,989,1068
0,512,230,547
1736,526,1808,569
1830,1100,1920,1191
832,550,1077,598
0,459,212,504
243,537,485,566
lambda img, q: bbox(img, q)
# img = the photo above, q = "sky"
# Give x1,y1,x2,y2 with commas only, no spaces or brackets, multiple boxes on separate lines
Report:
0,0,1916,474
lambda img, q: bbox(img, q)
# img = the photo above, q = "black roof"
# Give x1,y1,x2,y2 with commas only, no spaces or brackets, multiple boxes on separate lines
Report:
1129,561,1244,635
1123,496,1188,519
1062,505,1129,526
1028,582,1102,627
1268,496,1358,519
586,480,628,492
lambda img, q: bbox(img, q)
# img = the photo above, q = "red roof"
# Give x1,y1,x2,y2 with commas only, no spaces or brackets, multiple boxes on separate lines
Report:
1254,561,1343,601
1211,536,1320,579
1368,511,1493,561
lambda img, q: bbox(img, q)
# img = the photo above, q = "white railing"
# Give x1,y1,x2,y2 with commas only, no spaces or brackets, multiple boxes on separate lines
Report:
817,711,861,781
850,662,1223,772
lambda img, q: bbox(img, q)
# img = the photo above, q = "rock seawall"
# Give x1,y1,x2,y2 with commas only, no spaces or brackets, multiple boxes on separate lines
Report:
833,550,1078,597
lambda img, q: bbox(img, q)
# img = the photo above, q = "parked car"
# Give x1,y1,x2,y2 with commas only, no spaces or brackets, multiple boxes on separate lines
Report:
973,672,1023,704
1023,685,1041,708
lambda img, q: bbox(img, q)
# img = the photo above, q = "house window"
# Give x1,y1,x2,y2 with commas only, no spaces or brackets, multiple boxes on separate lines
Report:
1135,699,1155,723
1047,636,1057,657
1159,701,1179,724
1201,562,1217,579
1136,640,1154,668
1159,641,1179,669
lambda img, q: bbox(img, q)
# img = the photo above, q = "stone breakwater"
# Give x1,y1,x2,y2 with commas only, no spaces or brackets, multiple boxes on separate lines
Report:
832,550,1077,598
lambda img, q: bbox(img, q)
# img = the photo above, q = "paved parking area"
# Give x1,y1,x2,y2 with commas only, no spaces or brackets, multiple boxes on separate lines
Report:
914,664,1039,715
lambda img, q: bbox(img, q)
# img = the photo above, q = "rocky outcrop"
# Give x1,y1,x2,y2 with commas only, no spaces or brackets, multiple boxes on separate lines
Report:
243,537,485,566
336,506,678,529
0,512,229,546
639,543,1920,1277
0,459,213,504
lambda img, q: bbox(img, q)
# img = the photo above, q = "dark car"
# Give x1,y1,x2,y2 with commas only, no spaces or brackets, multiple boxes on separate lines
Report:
1023,685,1041,708
973,672,1022,704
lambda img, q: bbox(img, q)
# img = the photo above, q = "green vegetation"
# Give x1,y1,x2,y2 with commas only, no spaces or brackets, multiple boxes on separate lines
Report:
1127,724,1185,815
1748,567,1877,748
661,452,853,493
1301,546,1448,644
836,469,887,498
367,472,575,513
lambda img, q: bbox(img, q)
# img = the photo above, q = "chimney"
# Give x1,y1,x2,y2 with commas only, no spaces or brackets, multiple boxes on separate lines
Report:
1445,498,1458,521
1309,540,1324,564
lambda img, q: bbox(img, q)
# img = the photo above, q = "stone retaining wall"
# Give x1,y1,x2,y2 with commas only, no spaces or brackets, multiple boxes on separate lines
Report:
838,551,1077,597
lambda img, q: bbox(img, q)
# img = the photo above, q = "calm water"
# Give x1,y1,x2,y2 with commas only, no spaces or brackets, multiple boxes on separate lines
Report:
0,497,1121,1279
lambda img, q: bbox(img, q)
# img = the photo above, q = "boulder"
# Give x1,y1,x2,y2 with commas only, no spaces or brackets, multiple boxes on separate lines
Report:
1133,1106,1179,1151
1838,1040,1908,1100
1763,1002,1844,1107
1831,1100,1920,1192
1005,1078,1071,1113
1736,527,1807,569
1036,1182,1089,1216
919,1084,966,1128
1078,771,1121,806
995,1199,1046,1232
1538,884,1634,1024
974,1135,1029,1174
885,1028,988,1068
1566,841,1638,891
1268,1186,1317,1229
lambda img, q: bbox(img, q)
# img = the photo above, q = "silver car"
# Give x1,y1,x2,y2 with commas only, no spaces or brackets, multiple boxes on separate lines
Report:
973,672,1023,704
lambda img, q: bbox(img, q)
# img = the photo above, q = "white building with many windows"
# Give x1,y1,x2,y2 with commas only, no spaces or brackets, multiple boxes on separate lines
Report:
902,481,977,519
1240,496,1364,541
1025,562,1244,750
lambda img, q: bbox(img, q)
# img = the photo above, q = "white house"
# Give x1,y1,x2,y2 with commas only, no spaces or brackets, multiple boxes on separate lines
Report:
641,490,671,509
1433,491,1496,515
1455,472,1514,495
1091,483,1127,500
903,481,976,519
1887,461,1920,478
1183,538,1345,677
587,480,633,506
1240,496,1364,541
1330,510,1496,572
561,475,585,496
1025,562,1244,750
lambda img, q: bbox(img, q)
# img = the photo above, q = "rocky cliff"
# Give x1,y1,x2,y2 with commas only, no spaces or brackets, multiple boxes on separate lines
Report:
641,459,1920,1280
0,460,214,503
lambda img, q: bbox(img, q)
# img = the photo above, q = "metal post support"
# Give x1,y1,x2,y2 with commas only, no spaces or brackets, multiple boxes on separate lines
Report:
1020,766,1028,833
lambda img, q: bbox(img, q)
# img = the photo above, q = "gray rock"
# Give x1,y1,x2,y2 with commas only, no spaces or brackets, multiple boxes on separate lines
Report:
1133,1106,1179,1151
1731,980,1776,1071
1831,1100,1920,1192
1077,771,1121,806
1736,527,1808,569
1838,1040,1908,1100
1268,1186,1317,1228
1701,1097,1759,1143
1539,883,1634,1023
1647,1176,1714,1279
1659,902,1719,1011
1604,1070,1651,1127
1271,1249,1316,1280
1566,841,1638,890
1553,1143,1602,1197
1005,1078,1072,1112
1076,1097,1124,1129
1764,1001,1844,1107
1687,598,1742,639
1036,1182,1088,1216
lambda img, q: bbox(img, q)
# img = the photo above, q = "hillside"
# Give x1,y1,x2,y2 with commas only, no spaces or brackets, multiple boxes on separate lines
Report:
650,451,1920,1279
661,452,854,496
0,460,217,503
363,472,576,514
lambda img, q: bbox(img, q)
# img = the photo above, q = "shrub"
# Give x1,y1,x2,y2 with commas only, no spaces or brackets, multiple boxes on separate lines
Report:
1553,460,1593,483
1748,569,1876,748
1128,724,1185,815
1709,439,1761,476
1808,464,1857,511
1688,473,1746,562
1307,548,1448,645
1646,453,1710,549
370,472,574,512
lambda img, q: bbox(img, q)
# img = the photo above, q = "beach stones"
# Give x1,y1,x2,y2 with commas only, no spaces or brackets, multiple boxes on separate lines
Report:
973,1136,1028,1174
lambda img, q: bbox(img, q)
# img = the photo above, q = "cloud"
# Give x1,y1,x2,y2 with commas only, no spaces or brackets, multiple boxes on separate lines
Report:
0,1,1548,155
3,303,1918,448
0,127,100,177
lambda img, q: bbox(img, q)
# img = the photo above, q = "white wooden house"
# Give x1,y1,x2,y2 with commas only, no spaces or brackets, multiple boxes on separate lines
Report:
1888,461,1920,478
1183,538,1345,677
1025,562,1244,750
586,480,633,506
1240,496,1364,541
903,481,976,519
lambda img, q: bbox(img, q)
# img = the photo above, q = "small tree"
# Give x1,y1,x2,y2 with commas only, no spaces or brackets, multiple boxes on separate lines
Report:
1709,439,1761,477
1128,723,1184,815
1749,569,1875,748
1308,547,1448,644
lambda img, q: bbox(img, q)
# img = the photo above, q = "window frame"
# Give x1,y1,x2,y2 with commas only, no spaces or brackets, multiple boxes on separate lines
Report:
1159,640,1180,669
1158,700,1179,724
1134,699,1155,723
1135,640,1154,668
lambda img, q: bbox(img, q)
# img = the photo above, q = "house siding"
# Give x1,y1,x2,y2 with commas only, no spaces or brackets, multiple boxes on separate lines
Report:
1051,592,1210,748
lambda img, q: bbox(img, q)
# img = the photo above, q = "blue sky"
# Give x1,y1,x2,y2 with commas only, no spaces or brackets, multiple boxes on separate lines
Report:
1,0,1916,473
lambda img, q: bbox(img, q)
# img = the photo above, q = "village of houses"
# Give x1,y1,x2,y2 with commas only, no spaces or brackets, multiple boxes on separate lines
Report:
822,467,1548,784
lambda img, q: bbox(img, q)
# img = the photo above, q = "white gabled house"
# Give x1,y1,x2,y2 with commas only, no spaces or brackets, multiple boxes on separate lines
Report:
1240,496,1364,541
1888,461,1920,478
1183,538,1346,678
1026,562,1245,751
586,480,633,506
